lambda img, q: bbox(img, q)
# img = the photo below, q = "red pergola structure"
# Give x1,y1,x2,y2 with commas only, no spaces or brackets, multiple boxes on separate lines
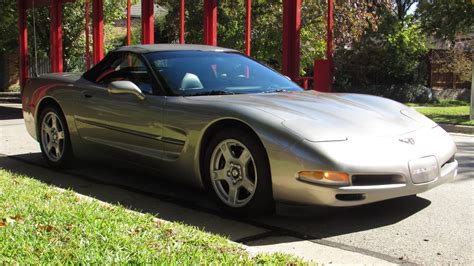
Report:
17,0,334,92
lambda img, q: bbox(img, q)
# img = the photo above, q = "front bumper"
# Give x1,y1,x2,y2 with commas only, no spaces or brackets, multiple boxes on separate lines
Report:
296,159,457,207
269,126,458,206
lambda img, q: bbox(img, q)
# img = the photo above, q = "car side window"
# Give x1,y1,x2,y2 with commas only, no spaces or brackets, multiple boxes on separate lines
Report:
96,53,154,95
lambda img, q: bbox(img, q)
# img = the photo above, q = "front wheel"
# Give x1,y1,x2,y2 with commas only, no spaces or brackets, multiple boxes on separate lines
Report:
38,105,73,167
203,128,274,215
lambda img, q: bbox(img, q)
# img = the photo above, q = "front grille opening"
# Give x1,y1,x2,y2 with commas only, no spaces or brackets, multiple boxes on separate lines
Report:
351,174,404,186
336,193,365,201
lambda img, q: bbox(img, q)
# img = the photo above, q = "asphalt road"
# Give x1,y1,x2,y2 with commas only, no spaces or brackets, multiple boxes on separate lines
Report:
1,103,473,264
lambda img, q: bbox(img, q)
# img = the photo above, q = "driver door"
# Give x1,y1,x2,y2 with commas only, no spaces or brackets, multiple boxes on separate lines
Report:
75,52,167,166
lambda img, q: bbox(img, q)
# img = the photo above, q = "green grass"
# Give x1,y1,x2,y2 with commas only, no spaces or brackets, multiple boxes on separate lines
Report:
406,99,470,107
0,169,302,264
415,106,474,126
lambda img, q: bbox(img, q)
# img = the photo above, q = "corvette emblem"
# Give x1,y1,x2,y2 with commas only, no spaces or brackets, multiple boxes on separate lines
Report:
399,137,415,145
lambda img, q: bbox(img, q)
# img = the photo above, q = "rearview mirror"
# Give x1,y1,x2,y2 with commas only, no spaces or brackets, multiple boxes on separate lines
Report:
108,81,145,100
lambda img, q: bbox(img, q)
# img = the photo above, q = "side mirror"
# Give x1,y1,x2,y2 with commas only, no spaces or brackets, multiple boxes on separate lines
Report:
108,81,146,100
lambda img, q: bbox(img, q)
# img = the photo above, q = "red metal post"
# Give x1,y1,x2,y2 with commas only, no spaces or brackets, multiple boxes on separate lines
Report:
180,0,185,44
203,0,217,46
141,0,154,44
92,0,104,64
314,0,334,92
50,0,63,73
282,0,301,81
127,0,131,45
326,0,333,62
85,0,90,69
313,59,331,92
18,0,28,89
245,0,251,56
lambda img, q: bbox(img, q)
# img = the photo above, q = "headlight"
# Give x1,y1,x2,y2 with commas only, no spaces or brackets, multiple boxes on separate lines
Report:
401,108,437,127
297,170,350,186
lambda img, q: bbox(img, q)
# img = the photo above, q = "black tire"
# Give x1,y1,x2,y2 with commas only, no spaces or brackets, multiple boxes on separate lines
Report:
38,105,73,168
203,128,274,216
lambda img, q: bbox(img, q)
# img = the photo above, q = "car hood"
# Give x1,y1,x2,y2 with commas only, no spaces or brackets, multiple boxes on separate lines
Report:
189,91,429,142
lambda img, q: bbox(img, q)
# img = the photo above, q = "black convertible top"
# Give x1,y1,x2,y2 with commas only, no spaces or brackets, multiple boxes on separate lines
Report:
114,44,238,54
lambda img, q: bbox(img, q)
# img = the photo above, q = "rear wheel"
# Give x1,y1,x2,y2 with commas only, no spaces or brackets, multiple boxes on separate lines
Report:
38,105,72,167
203,128,274,215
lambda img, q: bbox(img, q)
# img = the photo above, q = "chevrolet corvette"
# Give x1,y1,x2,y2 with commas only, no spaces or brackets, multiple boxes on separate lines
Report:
21,44,458,214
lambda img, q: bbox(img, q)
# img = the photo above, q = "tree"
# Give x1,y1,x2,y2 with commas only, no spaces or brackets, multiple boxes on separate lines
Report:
0,0,135,71
0,0,19,53
393,0,417,21
334,5,429,89
157,0,385,76
416,0,474,42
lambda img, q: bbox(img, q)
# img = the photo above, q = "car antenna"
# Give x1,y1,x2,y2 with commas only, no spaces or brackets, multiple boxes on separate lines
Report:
32,0,39,78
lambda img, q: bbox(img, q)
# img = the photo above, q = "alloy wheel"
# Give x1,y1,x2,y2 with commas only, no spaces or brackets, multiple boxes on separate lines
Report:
40,112,65,162
209,139,257,207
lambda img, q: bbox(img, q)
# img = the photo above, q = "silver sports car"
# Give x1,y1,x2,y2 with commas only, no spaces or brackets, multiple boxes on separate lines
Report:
22,44,458,214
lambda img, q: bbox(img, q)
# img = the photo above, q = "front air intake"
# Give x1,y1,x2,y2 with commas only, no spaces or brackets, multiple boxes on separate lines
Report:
336,194,365,201
351,174,405,186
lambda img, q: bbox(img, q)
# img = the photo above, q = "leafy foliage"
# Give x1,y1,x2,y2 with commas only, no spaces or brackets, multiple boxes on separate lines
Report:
417,0,474,42
334,8,429,90
0,0,18,53
0,0,136,71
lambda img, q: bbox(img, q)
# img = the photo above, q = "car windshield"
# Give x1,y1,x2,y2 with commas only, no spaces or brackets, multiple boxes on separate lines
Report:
145,51,302,96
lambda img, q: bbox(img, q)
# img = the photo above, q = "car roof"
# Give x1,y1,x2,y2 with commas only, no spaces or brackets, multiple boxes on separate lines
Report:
114,44,238,54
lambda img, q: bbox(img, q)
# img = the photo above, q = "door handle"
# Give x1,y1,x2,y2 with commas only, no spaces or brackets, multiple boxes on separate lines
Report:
82,92,93,98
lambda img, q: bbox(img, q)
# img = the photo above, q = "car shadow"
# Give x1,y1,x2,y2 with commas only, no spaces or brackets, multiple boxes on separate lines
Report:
0,152,431,244
0,105,23,120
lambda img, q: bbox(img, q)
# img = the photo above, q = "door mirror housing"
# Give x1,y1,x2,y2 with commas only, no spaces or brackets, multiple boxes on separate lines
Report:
108,81,146,100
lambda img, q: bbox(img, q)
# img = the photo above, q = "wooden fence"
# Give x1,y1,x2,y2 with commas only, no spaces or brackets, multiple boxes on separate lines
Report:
429,49,472,90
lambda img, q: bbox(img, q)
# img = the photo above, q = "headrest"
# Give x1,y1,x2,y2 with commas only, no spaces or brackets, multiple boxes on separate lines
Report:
180,73,204,90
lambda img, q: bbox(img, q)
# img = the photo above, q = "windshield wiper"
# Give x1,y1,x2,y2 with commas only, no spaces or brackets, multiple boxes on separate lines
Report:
262,88,290,93
185,90,236,96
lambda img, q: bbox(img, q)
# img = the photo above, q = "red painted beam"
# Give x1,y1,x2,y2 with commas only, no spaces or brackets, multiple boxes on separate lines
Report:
127,0,131,45
141,0,154,44
245,0,251,56
325,0,334,92
203,0,217,46
180,0,185,44
85,0,90,69
282,0,301,81
18,0,28,89
326,0,333,62
92,0,104,64
50,0,63,73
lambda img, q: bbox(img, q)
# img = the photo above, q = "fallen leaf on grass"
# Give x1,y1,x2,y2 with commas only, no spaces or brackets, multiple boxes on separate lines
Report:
65,224,75,231
0,221,6,228
36,224,55,232
11,214,24,223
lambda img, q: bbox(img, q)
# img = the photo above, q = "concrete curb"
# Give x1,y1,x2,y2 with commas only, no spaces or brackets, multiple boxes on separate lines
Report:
440,124,474,135
0,92,21,103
